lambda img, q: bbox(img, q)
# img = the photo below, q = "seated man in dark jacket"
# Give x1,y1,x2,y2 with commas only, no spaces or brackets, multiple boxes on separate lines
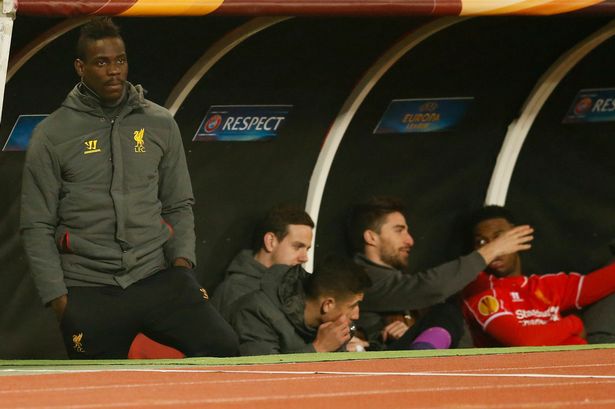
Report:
228,257,371,355
347,196,534,350
213,204,314,319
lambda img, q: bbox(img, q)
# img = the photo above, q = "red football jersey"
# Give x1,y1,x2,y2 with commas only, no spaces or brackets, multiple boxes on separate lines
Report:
463,272,586,347
463,262,615,347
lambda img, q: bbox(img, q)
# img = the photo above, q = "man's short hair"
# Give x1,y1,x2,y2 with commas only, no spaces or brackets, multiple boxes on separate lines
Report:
304,256,372,300
468,205,516,230
466,205,517,248
346,196,406,253
251,204,314,253
77,17,122,60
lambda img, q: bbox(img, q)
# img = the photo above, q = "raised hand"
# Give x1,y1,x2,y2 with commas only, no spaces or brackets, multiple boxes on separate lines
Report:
478,225,534,264
313,315,352,352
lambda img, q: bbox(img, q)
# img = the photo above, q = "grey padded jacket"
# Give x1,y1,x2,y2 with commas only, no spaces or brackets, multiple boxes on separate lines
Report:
229,264,317,355
211,249,267,320
20,82,196,305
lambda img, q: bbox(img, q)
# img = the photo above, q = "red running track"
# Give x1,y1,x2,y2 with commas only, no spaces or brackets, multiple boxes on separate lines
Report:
2,348,615,408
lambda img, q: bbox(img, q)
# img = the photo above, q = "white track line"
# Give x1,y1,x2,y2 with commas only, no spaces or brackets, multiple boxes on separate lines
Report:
431,362,615,373
2,378,615,396
446,400,615,409
0,376,615,396
0,374,370,394
6,385,615,409
2,367,615,379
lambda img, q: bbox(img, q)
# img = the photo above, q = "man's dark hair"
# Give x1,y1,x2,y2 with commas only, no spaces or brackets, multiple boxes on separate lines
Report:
251,204,314,253
304,256,372,300
468,205,516,231
77,17,122,60
346,196,406,253
466,205,516,249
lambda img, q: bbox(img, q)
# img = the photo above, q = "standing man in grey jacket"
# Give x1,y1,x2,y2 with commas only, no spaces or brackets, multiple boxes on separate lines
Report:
212,204,314,319
347,196,534,350
20,17,238,359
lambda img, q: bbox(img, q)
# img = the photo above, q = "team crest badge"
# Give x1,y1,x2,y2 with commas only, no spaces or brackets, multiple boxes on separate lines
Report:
133,128,146,153
72,332,85,353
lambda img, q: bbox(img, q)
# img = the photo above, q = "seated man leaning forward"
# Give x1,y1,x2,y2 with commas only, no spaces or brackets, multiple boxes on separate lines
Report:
229,257,372,355
462,205,615,347
212,204,314,319
348,196,534,351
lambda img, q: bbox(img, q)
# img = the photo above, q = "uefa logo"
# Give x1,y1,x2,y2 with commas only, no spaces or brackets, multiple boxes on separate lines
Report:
574,97,593,115
203,114,223,133
194,105,292,141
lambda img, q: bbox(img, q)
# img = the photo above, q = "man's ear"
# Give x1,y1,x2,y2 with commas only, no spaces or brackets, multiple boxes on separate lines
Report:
74,59,84,78
363,229,378,247
320,297,335,315
263,232,277,253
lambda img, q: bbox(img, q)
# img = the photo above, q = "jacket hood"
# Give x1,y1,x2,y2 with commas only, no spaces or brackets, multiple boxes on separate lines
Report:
62,81,147,114
261,264,316,340
225,249,267,280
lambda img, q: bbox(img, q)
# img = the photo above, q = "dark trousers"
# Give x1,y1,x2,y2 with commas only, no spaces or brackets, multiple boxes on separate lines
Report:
583,292,615,344
387,301,464,350
60,267,239,359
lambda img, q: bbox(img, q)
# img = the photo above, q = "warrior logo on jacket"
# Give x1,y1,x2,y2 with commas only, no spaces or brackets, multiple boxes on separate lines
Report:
84,139,101,154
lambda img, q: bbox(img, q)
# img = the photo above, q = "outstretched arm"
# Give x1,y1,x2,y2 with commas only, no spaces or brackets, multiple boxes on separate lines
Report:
578,262,615,307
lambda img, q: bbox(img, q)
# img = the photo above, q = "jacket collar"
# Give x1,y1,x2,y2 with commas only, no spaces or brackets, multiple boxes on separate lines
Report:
353,252,398,273
62,81,147,116
225,249,267,280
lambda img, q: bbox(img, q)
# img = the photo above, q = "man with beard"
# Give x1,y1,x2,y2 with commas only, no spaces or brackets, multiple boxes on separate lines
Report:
462,205,615,347
348,197,534,350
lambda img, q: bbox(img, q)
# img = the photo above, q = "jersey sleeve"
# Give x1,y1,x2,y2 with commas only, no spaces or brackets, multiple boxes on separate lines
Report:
537,273,583,311
538,263,615,312
578,262,615,307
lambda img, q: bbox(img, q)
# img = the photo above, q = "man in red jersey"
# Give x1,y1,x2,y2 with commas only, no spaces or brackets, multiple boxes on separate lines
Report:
462,205,615,347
